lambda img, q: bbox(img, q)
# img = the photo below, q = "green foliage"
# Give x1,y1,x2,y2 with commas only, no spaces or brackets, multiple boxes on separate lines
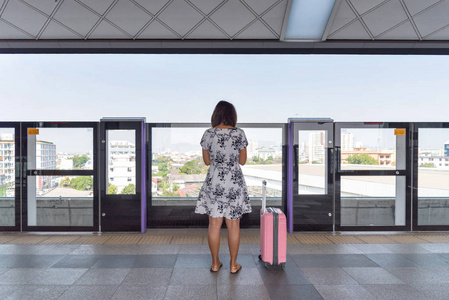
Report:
121,184,136,194
72,155,89,169
173,184,180,192
162,190,179,197
59,176,71,187
108,183,118,194
179,157,208,175
347,154,379,165
419,163,436,168
154,156,173,177
70,176,93,191
249,155,277,165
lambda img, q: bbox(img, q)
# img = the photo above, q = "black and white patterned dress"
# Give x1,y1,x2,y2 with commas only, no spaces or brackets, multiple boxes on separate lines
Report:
195,127,252,219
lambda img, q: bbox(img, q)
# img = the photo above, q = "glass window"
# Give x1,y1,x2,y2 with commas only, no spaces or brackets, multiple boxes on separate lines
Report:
27,128,93,170
27,175,93,227
298,130,327,195
0,128,15,226
107,130,136,195
341,176,406,226
418,128,449,225
151,127,283,208
340,128,398,170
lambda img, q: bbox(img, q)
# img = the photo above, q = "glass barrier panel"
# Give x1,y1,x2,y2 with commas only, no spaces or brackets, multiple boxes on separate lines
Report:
340,175,406,226
27,175,93,226
151,127,282,208
0,128,15,226
340,128,397,170
27,128,93,170
417,128,449,225
298,130,327,195
107,130,136,195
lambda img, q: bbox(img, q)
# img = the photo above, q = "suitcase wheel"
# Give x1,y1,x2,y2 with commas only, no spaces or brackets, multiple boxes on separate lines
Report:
264,262,269,269
258,255,262,261
280,263,286,270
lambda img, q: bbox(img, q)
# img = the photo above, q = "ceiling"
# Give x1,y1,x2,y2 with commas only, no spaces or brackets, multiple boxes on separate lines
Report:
1,0,449,54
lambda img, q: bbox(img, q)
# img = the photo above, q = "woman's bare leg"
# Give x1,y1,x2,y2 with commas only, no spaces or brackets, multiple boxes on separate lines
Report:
208,216,223,270
225,218,241,271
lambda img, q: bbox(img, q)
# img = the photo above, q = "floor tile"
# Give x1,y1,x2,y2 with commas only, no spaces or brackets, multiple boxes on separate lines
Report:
350,244,395,254
139,245,181,255
301,268,359,285
412,282,449,300
216,267,265,286
365,254,420,267
27,268,88,285
419,243,449,253
121,268,172,286
287,244,325,255
174,254,212,269
401,253,449,267
112,285,167,300
0,285,20,298
59,285,119,300
0,268,43,284
170,268,217,285
292,254,340,268
52,255,102,268
217,284,270,300
314,285,375,300
0,268,8,276
134,254,177,268
6,284,69,300
257,257,311,285
362,284,427,300
164,285,217,300
74,268,130,285
91,255,137,268
265,284,323,300
317,244,364,254
342,267,404,284
385,267,449,284
0,254,64,268
381,243,431,254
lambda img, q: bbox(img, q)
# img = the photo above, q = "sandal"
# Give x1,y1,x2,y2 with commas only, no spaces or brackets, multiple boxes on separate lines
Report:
210,263,223,272
230,264,242,274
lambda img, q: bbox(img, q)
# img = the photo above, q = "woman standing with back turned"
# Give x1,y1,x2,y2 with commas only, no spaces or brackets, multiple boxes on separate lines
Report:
195,100,251,274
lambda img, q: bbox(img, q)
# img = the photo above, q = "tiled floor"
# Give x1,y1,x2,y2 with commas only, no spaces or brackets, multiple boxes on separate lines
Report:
0,230,449,299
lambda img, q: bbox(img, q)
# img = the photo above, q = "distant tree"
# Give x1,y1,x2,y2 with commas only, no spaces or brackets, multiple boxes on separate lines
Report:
347,154,379,165
179,157,208,174
108,183,118,194
173,184,180,192
311,160,321,164
70,176,93,191
72,155,89,169
162,190,179,197
59,176,71,187
121,184,136,194
419,163,435,168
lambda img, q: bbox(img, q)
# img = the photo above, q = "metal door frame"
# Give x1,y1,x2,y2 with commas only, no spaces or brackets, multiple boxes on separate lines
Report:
334,122,412,231
99,118,145,232
412,122,449,231
0,122,21,231
21,122,99,232
289,119,335,232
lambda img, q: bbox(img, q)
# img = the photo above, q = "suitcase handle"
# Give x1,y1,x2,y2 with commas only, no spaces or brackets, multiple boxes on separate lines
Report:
262,180,267,213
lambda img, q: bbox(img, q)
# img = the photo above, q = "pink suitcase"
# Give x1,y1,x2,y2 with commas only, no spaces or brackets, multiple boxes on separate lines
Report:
259,180,287,269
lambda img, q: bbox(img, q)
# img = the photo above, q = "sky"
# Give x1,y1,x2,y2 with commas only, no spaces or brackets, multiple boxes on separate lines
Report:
1,54,449,152
1,54,449,124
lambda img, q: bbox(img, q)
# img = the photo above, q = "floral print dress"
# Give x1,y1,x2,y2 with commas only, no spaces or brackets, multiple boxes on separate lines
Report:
195,127,252,219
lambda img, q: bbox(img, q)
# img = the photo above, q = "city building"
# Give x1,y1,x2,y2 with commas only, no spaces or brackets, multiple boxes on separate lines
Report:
108,140,136,193
341,147,396,166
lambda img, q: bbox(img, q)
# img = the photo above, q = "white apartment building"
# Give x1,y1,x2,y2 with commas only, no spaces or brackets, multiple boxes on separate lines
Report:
309,131,325,164
108,140,136,193
341,132,355,151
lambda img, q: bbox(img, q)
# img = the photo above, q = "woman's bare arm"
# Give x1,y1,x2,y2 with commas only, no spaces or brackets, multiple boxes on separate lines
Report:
202,148,211,166
239,148,247,165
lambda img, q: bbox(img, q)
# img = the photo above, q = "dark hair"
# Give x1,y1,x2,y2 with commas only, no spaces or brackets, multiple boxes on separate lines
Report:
211,101,237,127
